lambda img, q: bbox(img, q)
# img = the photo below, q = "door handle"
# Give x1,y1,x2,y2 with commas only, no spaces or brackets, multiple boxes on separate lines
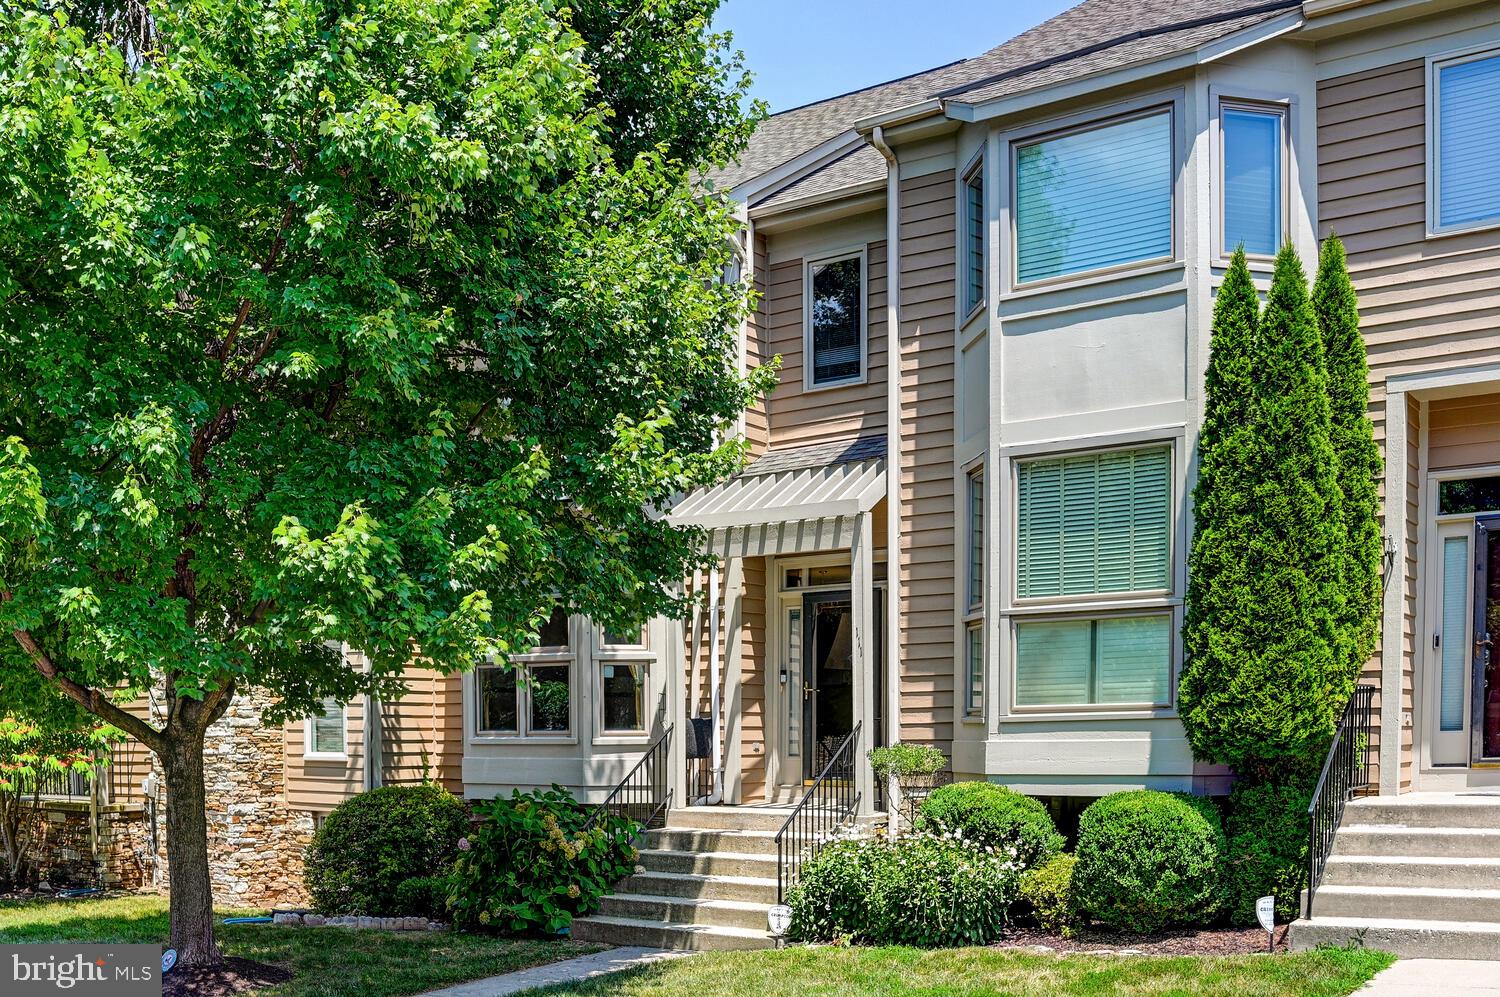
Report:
1477,632,1493,656
803,682,816,697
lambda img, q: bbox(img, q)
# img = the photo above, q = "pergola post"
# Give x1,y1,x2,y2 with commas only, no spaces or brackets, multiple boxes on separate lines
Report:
851,510,876,816
661,590,688,815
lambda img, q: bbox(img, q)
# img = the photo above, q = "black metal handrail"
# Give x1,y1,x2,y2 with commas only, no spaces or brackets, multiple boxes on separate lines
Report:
774,722,861,905
585,723,673,832
1305,684,1377,918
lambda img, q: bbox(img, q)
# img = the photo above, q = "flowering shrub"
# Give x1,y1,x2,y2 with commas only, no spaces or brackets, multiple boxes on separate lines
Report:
448,786,639,934
919,782,1063,869
788,827,1022,947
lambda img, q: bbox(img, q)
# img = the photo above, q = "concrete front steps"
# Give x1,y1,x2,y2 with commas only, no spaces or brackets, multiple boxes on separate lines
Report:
570,807,789,951
1291,793,1500,959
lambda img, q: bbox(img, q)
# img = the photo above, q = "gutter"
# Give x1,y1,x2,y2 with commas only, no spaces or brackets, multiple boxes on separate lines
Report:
870,126,904,768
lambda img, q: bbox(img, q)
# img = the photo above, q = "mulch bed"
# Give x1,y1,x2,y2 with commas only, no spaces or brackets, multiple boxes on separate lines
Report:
997,923,1291,956
162,957,293,997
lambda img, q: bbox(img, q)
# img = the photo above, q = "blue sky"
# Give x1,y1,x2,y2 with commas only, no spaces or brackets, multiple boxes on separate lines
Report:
712,1,1079,113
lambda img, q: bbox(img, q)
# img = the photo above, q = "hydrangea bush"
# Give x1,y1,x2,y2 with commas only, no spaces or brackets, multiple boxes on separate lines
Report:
788,827,1023,947
448,786,639,934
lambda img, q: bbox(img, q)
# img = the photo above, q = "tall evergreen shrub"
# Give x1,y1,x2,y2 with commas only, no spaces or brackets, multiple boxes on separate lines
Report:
1314,235,1383,697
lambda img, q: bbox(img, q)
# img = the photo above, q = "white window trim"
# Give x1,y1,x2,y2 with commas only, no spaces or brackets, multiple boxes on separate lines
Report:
593,625,654,743
303,699,349,762
1004,97,1181,293
964,620,985,719
966,464,985,613
802,246,869,392
960,149,987,324
1427,42,1500,239
469,625,581,744
1212,92,1291,265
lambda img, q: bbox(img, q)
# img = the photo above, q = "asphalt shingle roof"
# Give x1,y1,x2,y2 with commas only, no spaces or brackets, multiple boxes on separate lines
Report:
717,0,1299,200
743,435,887,477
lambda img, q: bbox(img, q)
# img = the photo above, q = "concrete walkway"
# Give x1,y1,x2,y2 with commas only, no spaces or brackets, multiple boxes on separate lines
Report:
420,946,686,997
1361,960,1500,995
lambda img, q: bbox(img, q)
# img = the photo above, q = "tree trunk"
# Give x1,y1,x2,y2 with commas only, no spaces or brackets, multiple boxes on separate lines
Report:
161,729,222,967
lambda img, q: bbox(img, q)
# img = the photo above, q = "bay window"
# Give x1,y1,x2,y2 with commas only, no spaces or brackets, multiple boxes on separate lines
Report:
1014,109,1173,284
474,606,574,737
1013,445,1174,710
963,157,985,314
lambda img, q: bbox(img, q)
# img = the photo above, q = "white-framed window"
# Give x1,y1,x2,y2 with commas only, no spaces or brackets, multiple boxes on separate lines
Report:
1219,99,1287,258
967,467,985,610
597,624,651,736
304,697,348,759
962,155,986,316
1011,443,1175,711
474,606,574,737
1430,46,1500,235
804,249,866,389
1013,107,1174,285
965,622,984,716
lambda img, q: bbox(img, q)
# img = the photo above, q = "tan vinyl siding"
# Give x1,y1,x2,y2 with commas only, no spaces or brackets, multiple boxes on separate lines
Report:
379,668,464,795
1319,56,1500,789
764,241,888,449
746,233,771,458
107,698,154,804
284,694,365,813
1429,394,1500,472
738,557,768,802
896,170,956,750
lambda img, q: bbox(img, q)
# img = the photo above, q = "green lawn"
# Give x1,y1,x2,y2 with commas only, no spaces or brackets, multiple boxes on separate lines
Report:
521,944,1395,997
0,895,603,997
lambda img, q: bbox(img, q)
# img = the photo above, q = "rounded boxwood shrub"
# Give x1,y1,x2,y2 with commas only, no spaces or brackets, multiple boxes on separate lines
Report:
1223,780,1310,926
394,875,453,921
788,829,1022,947
304,784,469,916
919,782,1063,868
1073,790,1225,933
1019,852,1081,938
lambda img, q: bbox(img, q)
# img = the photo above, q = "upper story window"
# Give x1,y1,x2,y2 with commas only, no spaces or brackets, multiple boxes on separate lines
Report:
1220,102,1286,257
1432,48,1500,234
805,251,865,388
963,158,986,314
1014,109,1173,285
306,697,347,758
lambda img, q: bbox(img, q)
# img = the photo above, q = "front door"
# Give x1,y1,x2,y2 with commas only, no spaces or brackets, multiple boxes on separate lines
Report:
802,590,855,780
1473,517,1500,763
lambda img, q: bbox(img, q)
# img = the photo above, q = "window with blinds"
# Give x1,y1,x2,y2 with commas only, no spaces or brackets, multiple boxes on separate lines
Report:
1221,105,1284,257
964,163,985,313
966,623,984,715
1015,110,1173,284
1016,446,1172,599
308,697,346,755
1436,51,1500,231
1015,614,1172,707
968,468,984,609
808,254,864,386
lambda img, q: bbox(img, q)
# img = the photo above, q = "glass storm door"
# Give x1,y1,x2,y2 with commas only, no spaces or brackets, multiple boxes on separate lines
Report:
801,590,854,780
1432,522,1473,765
1474,517,1500,762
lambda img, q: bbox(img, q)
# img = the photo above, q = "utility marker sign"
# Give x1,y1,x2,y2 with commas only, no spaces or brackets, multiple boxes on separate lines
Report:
6,945,161,995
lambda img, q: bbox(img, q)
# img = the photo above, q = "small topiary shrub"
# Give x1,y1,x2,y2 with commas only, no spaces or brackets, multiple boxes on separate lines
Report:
1073,790,1225,933
1223,780,1310,926
1019,853,1080,938
304,784,469,916
394,875,453,921
868,743,947,785
788,828,1022,947
449,786,639,934
919,782,1063,868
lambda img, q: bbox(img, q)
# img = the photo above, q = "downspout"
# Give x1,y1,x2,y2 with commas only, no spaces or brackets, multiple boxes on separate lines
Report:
871,126,904,804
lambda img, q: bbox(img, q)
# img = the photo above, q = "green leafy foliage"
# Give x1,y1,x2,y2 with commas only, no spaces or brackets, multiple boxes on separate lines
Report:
788,829,1023,947
1072,791,1225,933
393,875,454,922
1314,235,1383,698
1019,852,1081,938
918,782,1064,869
1223,780,1310,926
303,785,469,917
867,742,946,784
448,786,639,935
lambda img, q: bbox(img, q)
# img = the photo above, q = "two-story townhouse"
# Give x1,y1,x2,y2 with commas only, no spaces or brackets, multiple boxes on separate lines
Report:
42,0,1500,956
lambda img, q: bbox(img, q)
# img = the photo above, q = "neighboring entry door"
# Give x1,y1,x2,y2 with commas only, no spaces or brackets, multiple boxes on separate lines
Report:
1474,517,1500,763
1430,521,1473,766
802,590,855,780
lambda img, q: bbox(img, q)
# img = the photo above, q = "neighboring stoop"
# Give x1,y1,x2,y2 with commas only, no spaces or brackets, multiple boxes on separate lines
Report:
1291,794,1500,959
571,805,872,951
